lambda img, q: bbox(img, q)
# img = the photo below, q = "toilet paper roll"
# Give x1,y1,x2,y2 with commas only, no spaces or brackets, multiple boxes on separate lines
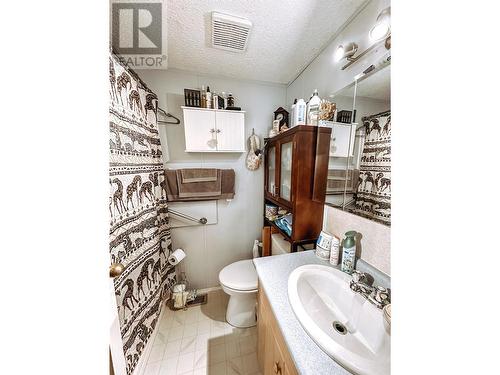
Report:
168,248,186,266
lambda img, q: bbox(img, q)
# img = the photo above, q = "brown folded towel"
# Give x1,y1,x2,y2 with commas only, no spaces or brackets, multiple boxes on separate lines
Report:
163,169,235,201
180,168,218,183
177,169,221,198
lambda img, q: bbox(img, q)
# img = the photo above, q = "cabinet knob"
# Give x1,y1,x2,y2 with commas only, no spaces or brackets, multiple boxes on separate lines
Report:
210,128,215,133
216,129,221,133
273,361,281,374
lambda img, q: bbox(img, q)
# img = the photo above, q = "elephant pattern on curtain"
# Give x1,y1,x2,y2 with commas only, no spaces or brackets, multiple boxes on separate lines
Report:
354,110,391,225
109,53,176,375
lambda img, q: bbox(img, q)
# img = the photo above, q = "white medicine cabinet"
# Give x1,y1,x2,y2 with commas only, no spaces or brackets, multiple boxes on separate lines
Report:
182,107,246,152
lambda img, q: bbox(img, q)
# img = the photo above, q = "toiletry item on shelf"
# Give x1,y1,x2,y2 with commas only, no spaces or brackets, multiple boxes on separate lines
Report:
329,234,340,265
291,99,297,128
172,272,189,309
319,99,336,121
218,95,225,109
213,93,219,109
265,204,278,220
295,98,306,125
227,93,234,107
316,230,333,260
306,89,321,126
269,120,280,137
316,230,333,250
206,86,212,108
221,92,227,109
341,231,357,274
184,89,201,107
200,85,207,108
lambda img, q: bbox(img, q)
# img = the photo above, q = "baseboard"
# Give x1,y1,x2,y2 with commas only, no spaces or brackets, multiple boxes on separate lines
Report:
197,286,222,294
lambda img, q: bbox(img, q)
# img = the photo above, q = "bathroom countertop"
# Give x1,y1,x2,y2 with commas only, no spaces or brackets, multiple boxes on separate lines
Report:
253,250,353,375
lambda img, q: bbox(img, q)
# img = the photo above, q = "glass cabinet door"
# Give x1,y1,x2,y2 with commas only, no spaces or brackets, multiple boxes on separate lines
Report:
280,141,293,201
267,146,276,195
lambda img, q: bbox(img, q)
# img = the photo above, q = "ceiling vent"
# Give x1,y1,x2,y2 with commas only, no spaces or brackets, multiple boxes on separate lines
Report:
211,12,252,53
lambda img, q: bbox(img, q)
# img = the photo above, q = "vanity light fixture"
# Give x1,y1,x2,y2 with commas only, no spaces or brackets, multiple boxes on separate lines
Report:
334,42,359,62
369,7,391,42
336,7,391,70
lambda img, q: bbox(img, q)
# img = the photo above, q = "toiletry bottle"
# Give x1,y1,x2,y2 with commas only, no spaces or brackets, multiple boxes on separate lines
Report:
213,93,219,109
295,98,306,125
221,91,227,109
206,86,212,109
341,231,357,274
200,85,206,108
291,99,297,128
306,89,321,126
329,234,341,266
227,93,234,108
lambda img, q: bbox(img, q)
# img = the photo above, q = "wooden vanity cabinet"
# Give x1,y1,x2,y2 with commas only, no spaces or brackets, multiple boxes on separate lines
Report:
257,284,298,375
263,125,332,251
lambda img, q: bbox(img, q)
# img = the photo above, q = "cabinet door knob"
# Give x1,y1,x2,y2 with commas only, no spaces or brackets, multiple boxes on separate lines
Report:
216,129,221,133
273,361,281,374
210,128,215,133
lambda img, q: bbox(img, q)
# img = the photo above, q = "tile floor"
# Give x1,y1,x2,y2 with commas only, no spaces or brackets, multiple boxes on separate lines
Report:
143,289,261,375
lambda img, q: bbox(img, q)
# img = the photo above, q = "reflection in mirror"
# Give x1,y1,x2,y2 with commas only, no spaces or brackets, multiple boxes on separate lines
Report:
324,64,391,226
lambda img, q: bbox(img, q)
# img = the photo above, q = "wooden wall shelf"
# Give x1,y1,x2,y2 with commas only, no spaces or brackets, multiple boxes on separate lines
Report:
263,125,331,252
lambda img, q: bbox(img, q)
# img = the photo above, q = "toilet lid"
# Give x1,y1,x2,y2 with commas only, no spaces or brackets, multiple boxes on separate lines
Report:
219,259,258,291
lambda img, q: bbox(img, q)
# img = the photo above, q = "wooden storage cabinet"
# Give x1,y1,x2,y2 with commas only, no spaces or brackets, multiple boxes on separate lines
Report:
182,106,245,152
263,125,332,251
257,284,298,375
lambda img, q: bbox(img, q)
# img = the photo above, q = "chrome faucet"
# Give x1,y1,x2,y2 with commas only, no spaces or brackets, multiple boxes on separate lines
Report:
350,270,390,309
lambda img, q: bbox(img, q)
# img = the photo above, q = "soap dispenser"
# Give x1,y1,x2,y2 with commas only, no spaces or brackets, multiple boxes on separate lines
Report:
306,89,321,126
341,231,357,274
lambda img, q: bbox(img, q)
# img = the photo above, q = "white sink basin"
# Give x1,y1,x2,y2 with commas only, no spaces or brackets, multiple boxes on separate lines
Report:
288,264,390,375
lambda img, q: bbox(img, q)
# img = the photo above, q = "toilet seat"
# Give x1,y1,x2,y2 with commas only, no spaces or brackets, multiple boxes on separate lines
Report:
219,259,257,291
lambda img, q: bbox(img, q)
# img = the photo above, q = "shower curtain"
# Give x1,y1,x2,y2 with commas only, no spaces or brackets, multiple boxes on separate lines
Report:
354,110,391,225
109,53,176,375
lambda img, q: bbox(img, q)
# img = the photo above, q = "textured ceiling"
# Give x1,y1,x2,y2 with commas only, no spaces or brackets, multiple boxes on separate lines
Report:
167,0,366,84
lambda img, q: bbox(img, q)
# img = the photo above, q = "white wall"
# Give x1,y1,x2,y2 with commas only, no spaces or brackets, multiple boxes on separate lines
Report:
138,68,286,289
287,0,391,275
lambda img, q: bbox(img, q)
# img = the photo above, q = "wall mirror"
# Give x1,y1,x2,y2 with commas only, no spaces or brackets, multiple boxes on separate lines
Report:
324,63,391,226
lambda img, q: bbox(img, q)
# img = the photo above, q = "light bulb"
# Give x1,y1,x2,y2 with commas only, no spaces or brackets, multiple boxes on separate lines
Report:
334,45,345,62
370,22,390,41
369,7,391,42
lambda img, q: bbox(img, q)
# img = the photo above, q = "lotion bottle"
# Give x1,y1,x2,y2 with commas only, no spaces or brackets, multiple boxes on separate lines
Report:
341,231,357,274
206,86,212,109
291,99,297,127
306,89,321,126
200,85,206,108
329,234,341,265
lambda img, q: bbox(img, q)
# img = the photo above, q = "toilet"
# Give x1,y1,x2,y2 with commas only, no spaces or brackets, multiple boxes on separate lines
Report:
219,259,258,328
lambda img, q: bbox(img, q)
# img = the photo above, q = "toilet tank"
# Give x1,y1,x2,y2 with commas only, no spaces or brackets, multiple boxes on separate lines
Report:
271,233,291,255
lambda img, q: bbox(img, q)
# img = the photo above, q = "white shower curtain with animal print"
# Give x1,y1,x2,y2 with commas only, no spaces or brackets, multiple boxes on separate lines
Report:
354,110,391,225
109,53,176,375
